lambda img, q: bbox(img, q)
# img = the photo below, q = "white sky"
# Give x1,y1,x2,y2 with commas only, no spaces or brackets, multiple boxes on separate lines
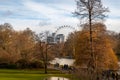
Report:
0,0,120,34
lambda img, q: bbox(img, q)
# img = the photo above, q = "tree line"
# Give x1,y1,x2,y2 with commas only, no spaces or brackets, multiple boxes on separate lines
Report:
0,22,120,68
0,1,119,79
0,23,47,69
0,23,73,69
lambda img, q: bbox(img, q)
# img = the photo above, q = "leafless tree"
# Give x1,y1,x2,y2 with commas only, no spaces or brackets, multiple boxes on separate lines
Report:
36,31,55,74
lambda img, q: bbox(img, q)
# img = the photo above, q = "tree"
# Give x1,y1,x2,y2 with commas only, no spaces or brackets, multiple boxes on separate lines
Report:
75,0,108,23
35,31,55,74
64,33,77,58
75,0,109,74
113,33,120,54
74,23,118,79
9,28,36,67
0,23,46,69
18,28,36,60
0,23,16,63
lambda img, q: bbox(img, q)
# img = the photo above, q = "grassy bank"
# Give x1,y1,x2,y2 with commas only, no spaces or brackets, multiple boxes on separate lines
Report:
0,69,71,80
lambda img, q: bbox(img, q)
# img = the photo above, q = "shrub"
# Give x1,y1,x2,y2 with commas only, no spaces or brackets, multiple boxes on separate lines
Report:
0,58,17,69
16,59,28,69
7,64,17,69
29,60,44,69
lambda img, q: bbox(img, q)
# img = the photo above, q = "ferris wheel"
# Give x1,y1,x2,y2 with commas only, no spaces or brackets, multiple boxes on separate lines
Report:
54,25,76,35
51,25,77,43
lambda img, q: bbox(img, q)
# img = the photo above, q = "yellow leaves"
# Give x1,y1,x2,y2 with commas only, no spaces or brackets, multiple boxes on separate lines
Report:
74,23,118,71
0,26,37,63
107,49,118,70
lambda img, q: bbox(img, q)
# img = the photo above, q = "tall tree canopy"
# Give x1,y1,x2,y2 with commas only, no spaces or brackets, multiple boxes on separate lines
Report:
75,0,108,23
74,23,118,72
75,0,109,74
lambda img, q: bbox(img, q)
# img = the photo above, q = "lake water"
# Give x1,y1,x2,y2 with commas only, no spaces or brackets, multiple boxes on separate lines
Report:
50,58,75,66
46,77,70,80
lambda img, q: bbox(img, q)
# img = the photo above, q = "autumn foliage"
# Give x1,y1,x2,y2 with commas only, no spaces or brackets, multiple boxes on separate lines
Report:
0,23,44,68
74,23,118,71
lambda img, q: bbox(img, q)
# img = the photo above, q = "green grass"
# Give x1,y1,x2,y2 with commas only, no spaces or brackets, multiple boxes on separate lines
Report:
0,69,71,80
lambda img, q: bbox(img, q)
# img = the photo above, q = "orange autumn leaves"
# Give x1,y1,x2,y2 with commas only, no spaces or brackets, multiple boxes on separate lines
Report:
74,23,118,71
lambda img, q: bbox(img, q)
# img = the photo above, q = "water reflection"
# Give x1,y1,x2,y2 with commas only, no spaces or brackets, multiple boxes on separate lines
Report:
46,77,70,80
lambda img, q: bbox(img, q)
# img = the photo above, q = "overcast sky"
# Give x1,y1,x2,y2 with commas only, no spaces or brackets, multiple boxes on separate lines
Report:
0,0,120,34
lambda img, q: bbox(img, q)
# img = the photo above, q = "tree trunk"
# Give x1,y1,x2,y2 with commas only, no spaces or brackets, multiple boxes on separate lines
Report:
45,43,48,74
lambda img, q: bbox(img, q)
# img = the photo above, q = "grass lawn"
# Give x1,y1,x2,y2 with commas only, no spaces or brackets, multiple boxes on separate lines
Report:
0,69,72,80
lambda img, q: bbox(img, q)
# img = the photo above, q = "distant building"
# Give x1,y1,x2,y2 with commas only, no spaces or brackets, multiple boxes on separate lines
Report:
47,36,54,43
47,33,65,44
55,34,64,43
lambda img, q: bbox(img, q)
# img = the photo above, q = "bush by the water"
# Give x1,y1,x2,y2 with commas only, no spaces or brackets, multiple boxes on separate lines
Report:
16,59,44,69
0,58,44,69
29,60,44,68
0,63,17,69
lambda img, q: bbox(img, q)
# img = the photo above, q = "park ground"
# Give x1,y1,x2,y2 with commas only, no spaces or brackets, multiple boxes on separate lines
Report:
1,69,120,80
0,69,74,80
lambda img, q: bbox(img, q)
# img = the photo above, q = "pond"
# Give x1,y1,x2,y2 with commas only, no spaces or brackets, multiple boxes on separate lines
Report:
50,58,75,66
45,77,70,80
